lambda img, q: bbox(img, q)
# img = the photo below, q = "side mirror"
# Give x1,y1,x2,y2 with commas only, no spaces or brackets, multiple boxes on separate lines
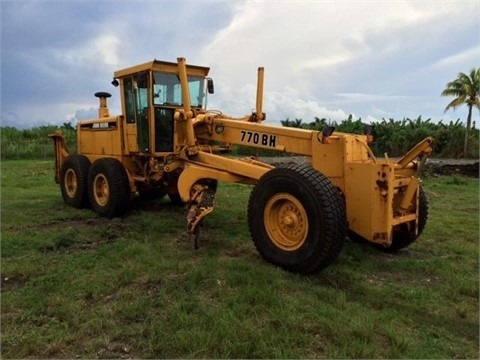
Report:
207,78,214,94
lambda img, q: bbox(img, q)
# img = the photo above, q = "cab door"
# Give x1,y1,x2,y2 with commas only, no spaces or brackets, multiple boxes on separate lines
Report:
154,107,174,152
122,72,150,153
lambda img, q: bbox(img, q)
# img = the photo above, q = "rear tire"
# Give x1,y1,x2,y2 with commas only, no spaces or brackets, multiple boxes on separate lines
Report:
248,164,346,274
60,155,91,208
88,158,131,218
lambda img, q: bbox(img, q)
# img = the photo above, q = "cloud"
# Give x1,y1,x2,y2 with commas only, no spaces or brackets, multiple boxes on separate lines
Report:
426,47,480,72
201,0,478,124
1,1,478,129
334,93,412,103
54,34,121,68
266,87,349,123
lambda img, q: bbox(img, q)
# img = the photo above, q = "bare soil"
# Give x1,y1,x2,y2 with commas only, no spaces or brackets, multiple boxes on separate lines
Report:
259,156,479,178
423,159,479,178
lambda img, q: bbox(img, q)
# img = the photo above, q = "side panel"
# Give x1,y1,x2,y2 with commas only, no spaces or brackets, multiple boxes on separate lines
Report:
310,136,345,181
77,117,123,156
344,162,395,246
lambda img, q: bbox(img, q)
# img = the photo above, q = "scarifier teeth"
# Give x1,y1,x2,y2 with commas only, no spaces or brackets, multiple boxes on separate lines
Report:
186,186,217,250
198,188,216,207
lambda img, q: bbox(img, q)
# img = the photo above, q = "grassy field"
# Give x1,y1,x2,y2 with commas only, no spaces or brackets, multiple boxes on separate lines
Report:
1,160,478,359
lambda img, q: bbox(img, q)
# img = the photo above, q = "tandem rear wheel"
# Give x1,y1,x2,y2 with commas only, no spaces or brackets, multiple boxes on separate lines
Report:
88,158,132,218
59,155,91,208
60,156,131,218
60,156,181,218
247,163,347,274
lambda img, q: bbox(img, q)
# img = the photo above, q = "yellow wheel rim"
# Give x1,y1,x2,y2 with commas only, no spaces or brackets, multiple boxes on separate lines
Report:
264,193,308,251
64,168,78,198
93,174,110,206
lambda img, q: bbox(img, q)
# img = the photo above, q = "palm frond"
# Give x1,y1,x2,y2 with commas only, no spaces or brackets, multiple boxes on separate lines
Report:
442,68,480,112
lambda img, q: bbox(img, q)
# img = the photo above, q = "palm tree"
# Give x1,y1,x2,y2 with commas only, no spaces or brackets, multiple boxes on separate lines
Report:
441,68,480,157
293,118,304,128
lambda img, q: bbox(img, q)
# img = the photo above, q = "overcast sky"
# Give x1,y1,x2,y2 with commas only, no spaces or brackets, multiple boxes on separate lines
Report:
1,0,479,129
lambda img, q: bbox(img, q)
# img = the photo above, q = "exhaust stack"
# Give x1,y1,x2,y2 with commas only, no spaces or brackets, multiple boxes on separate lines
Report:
94,92,112,118
255,67,265,121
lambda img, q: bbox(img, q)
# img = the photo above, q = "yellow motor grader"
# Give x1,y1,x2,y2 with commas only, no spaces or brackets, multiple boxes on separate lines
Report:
50,57,433,273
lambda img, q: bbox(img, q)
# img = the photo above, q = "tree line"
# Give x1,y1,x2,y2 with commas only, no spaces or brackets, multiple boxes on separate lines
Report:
1,115,477,160
277,115,479,158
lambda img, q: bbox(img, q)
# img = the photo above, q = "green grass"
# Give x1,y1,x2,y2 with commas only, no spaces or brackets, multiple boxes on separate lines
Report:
1,160,478,358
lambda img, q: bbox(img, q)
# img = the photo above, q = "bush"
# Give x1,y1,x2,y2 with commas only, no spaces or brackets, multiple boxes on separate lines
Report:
0,125,76,160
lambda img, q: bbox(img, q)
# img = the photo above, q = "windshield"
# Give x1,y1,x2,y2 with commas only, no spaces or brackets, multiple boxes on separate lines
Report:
153,72,206,108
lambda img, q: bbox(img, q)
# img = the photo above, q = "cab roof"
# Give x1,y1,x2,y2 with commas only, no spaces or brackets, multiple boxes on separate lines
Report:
113,59,210,78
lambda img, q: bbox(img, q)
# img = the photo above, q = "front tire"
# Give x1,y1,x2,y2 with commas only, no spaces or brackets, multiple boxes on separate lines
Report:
248,164,346,274
60,155,91,208
88,158,131,218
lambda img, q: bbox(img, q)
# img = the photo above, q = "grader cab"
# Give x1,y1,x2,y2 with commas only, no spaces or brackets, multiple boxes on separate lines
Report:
50,57,434,274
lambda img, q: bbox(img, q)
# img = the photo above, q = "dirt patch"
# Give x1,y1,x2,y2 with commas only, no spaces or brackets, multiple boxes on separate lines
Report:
1,274,29,292
38,218,125,254
259,156,479,178
424,161,479,178
36,217,122,230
